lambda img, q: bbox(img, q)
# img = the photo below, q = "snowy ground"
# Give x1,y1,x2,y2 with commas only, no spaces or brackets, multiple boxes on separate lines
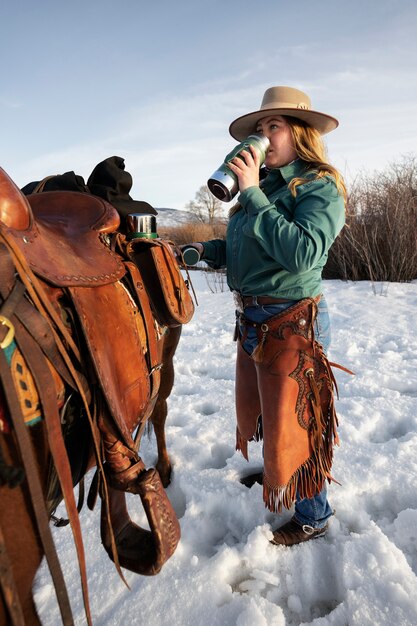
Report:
35,273,417,626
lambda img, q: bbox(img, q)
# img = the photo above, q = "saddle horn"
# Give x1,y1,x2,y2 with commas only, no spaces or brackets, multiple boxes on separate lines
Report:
0,168,32,231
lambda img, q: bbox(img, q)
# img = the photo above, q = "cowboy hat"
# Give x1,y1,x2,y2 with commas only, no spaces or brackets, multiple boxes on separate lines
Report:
229,86,339,141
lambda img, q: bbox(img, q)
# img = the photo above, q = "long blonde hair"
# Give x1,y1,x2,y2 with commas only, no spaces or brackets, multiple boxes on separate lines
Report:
285,116,347,202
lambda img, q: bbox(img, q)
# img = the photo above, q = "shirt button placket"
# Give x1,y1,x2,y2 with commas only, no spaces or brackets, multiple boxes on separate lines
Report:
232,226,238,283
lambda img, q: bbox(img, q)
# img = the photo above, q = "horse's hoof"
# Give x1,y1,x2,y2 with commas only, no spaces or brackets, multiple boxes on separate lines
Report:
156,465,172,488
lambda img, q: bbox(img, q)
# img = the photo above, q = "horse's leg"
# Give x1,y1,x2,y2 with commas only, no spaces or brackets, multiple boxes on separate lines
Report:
151,326,182,487
0,426,48,626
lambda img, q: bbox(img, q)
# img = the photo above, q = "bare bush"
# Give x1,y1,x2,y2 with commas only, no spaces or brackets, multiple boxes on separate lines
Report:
158,222,227,245
325,155,417,282
201,267,228,293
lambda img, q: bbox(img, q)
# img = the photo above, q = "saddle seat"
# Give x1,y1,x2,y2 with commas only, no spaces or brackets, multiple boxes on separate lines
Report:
0,168,125,287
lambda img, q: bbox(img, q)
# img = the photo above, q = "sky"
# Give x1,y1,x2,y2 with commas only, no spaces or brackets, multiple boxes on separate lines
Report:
34,274,417,625
1,0,417,210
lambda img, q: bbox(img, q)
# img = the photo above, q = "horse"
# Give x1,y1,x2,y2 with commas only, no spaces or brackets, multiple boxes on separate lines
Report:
0,166,195,625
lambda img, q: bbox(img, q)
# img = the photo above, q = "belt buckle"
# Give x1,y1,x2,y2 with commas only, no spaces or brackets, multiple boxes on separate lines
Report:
233,291,244,313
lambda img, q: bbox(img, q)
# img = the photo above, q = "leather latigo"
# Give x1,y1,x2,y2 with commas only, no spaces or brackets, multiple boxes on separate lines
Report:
235,298,340,512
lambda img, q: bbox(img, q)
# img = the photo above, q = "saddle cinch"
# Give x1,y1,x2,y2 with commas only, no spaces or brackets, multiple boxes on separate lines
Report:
0,168,193,581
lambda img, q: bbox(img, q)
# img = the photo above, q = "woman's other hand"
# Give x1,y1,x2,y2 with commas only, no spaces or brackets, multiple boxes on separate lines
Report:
179,242,204,255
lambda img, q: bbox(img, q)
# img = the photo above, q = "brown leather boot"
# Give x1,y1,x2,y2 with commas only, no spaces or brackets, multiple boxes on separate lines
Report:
270,517,328,546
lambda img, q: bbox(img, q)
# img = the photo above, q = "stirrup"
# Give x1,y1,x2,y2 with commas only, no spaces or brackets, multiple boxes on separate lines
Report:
101,467,180,576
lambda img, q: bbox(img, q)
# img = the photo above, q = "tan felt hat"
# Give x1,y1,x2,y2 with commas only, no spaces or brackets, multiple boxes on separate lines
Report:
229,86,339,140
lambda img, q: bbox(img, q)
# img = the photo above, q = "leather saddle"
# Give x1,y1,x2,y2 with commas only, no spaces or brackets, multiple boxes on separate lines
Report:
0,167,180,580
0,185,125,287
0,172,150,444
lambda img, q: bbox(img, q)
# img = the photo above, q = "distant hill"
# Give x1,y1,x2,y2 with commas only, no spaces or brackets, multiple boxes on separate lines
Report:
156,207,227,228
155,207,201,228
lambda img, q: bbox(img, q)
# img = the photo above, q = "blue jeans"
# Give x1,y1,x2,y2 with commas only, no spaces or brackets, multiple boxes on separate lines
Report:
238,296,333,529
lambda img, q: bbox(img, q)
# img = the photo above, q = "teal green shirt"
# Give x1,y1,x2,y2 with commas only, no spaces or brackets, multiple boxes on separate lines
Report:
202,159,345,300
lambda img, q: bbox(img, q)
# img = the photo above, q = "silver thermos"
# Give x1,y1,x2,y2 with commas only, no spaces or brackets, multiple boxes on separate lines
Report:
126,213,158,239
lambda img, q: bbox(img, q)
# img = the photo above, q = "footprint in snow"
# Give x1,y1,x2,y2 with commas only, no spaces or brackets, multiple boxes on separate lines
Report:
196,443,235,471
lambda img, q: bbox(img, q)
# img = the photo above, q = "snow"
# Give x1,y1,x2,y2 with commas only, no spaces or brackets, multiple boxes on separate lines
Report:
35,274,417,626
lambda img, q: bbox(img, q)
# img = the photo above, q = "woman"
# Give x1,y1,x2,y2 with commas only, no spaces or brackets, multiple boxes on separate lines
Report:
188,86,346,546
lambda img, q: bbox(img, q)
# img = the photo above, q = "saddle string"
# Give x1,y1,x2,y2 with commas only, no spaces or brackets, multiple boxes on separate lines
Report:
32,175,58,193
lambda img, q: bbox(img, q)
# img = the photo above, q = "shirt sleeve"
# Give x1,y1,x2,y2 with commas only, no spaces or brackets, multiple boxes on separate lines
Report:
201,238,227,269
238,178,345,274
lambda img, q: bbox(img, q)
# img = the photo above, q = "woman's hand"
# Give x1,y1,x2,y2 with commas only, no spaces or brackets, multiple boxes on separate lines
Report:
179,242,204,256
227,144,260,192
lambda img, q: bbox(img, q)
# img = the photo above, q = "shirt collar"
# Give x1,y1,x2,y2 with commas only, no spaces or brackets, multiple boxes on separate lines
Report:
261,159,308,193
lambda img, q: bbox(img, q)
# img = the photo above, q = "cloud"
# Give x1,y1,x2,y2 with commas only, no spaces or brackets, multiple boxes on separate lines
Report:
3,33,417,210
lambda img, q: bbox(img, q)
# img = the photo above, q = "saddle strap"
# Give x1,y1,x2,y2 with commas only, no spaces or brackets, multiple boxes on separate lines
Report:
0,231,82,365
9,321,94,623
0,254,87,399
0,349,76,626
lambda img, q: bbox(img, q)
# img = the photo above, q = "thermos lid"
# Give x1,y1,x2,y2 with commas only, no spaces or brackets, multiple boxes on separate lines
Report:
182,246,201,266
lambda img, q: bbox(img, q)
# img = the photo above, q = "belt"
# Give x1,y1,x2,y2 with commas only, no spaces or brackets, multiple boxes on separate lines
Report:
233,292,293,311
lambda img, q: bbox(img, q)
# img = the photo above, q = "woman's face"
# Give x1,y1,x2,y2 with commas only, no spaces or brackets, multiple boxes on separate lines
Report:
255,115,297,169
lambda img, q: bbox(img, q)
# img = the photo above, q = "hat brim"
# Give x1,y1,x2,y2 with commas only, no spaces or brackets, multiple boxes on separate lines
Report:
229,108,339,141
